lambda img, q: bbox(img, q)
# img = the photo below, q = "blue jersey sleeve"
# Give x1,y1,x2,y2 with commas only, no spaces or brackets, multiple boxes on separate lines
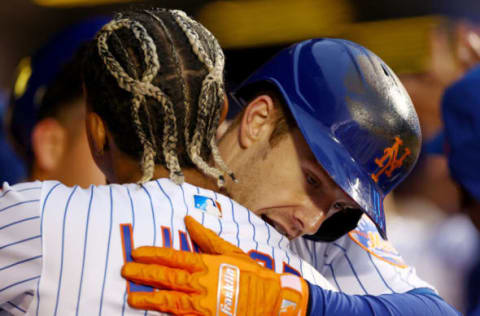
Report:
307,282,461,316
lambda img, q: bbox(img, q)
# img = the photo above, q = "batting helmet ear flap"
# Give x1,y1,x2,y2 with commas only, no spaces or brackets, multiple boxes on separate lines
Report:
232,38,421,239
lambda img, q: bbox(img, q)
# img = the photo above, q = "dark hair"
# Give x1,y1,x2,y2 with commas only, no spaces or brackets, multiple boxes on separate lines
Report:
82,8,233,184
10,45,87,169
38,45,87,122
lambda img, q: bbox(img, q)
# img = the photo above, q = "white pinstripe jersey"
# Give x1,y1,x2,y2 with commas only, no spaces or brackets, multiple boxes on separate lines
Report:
0,179,333,315
291,215,435,296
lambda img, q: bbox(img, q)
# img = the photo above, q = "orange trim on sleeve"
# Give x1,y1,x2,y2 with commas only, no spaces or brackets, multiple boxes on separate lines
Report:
348,230,407,269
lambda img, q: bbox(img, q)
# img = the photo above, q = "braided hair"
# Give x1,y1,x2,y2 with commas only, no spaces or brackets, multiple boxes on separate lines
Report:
82,8,234,185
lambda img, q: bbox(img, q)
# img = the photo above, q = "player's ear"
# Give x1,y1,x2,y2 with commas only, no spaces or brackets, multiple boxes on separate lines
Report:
216,94,231,140
220,93,229,124
31,118,67,171
85,111,108,160
239,94,276,148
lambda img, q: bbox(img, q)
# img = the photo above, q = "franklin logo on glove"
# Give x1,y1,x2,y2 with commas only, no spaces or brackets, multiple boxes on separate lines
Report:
218,264,239,316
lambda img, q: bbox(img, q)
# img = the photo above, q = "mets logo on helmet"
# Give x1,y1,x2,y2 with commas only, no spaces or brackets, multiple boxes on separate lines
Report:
371,136,411,183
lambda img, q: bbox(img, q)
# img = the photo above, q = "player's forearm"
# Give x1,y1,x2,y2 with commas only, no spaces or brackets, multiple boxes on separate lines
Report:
308,283,462,316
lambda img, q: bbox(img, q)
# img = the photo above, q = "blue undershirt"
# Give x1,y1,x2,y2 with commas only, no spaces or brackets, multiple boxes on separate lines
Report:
307,283,462,315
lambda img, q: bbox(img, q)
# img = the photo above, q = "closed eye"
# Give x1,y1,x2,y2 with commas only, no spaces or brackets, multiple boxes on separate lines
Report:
305,172,320,188
330,203,361,217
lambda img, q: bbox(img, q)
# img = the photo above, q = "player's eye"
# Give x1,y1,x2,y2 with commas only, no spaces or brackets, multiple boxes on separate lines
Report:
305,172,320,188
331,202,359,214
332,202,346,212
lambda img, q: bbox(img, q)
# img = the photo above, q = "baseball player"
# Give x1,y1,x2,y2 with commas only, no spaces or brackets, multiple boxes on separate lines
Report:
0,8,458,313
5,17,108,188
0,92,25,184
0,9,334,315
426,65,480,315
122,39,461,315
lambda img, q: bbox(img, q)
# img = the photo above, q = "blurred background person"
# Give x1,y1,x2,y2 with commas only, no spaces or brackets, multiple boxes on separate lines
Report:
425,66,480,315
4,17,108,187
0,90,26,184
344,16,480,311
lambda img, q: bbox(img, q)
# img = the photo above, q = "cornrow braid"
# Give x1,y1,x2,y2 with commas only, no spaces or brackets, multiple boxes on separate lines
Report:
96,17,183,184
144,10,192,181
83,8,234,186
171,10,235,185
179,14,237,181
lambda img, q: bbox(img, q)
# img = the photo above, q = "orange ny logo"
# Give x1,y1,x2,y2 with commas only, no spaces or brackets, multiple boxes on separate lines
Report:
371,136,411,183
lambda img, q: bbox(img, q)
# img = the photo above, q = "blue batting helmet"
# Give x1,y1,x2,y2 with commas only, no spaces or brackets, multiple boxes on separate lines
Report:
232,38,421,240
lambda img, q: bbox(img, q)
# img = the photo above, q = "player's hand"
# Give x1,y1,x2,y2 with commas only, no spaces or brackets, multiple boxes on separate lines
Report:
122,216,310,316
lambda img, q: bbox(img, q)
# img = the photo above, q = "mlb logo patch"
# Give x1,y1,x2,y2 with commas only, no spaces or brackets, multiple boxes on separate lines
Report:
194,195,222,218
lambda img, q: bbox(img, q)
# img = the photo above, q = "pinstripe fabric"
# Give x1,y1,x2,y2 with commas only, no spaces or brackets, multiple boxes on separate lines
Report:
0,179,330,315
290,215,436,295
0,182,42,316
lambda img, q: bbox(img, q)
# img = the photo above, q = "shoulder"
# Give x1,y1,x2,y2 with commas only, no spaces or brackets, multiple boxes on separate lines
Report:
2,180,43,192
25,181,124,211
179,180,249,220
346,214,407,268
1,180,44,205
329,215,436,294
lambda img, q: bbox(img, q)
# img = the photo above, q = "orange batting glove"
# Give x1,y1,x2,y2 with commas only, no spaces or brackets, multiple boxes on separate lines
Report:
122,215,309,316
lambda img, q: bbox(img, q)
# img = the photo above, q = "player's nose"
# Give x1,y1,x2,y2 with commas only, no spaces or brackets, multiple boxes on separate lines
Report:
295,206,325,236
